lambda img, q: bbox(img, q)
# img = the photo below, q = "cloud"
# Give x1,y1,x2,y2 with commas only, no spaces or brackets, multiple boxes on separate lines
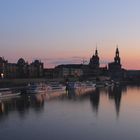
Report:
36,56,89,68
32,56,111,68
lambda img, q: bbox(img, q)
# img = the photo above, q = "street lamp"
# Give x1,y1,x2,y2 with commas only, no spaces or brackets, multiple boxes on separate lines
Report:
1,73,4,79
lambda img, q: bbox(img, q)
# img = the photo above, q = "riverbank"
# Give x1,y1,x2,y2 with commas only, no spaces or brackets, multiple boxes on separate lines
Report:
0,78,64,88
1,78,140,88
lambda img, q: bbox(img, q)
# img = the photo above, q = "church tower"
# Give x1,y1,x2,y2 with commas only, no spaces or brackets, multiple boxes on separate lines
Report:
114,46,121,64
89,48,99,69
108,46,122,80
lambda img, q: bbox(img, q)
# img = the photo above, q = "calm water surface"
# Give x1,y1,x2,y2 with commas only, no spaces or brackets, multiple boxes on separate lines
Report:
0,85,140,140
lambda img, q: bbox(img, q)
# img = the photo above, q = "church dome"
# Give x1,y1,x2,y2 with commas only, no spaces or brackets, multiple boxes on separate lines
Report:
17,58,26,65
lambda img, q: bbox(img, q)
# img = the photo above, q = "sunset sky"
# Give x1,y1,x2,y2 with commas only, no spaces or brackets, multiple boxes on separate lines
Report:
0,0,140,69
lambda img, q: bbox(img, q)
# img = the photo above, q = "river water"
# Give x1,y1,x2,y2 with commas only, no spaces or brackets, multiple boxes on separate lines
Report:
0,85,140,140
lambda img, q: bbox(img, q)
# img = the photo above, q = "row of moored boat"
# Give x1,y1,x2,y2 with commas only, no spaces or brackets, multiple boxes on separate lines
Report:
0,81,119,99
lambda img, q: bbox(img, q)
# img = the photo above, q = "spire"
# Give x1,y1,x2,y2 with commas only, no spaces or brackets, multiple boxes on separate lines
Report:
114,45,120,64
116,45,119,57
89,47,100,69
95,45,98,56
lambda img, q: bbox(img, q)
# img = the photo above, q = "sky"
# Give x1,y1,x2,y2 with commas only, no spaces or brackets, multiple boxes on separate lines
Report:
0,0,140,69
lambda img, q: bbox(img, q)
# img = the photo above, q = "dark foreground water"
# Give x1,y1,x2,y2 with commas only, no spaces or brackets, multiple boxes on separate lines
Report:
0,85,140,140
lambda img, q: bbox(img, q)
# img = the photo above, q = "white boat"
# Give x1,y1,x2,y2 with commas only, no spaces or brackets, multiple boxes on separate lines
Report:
84,81,96,89
66,81,96,89
26,83,47,94
67,81,96,94
80,82,96,93
47,83,66,94
95,82,105,88
0,88,20,98
104,82,114,87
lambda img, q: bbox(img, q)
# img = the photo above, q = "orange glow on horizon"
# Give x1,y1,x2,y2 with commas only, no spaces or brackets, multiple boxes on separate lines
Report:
5,42,140,70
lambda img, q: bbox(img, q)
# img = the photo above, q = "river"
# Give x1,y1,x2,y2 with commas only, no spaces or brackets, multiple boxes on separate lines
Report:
0,85,140,140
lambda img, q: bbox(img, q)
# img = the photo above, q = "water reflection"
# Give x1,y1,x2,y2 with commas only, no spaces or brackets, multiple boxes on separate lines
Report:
1,85,140,140
0,85,125,120
108,86,122,117
67,88,76,99
90,88,100,114
0,85,139,121
0,94,45,120
89,85,128,118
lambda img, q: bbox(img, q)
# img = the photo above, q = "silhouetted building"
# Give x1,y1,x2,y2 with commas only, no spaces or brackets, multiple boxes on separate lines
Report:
0,57,44,79
6,63,18,78
1,47,140,80
88,48,100,78
17,58,29,78
0,57,8,78
54,64,84,78
0,57,18,78
44,68,54,79
108,47,123,80
89,48,99,69
124,70,140,81
99,66,108,76
29,60,44,78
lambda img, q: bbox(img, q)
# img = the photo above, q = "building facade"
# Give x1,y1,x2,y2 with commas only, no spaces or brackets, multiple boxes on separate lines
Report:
87,48,100,78
54,64,84,78
108,47,123,80
1,47,136,81
0,57,44,79
0,57,8,78
29,60,44,78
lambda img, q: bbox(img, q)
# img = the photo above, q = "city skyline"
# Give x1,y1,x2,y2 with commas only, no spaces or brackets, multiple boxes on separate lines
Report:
1,0,140,69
